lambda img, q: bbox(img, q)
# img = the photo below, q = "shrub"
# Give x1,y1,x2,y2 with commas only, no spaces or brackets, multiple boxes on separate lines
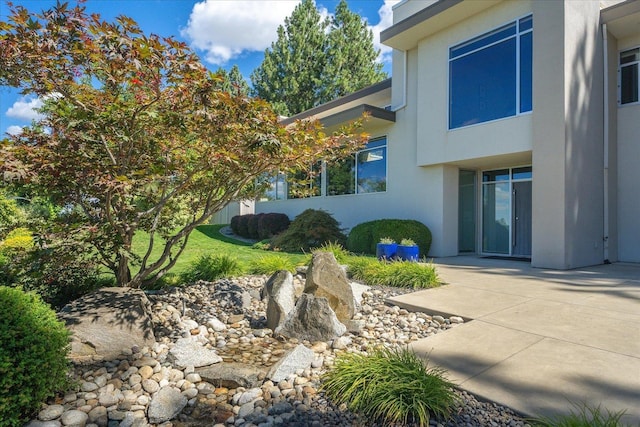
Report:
271,209,346,252
0,227,33,253
252,239,272,251
236,214,253,238
532,403,631,427
247,213,264,239
230,215,241,235
248,254,297,275
347,219,432,257
322,346,457,426
181,254,244,283
257,213,290,240
0,287,71,426
347,258,440,289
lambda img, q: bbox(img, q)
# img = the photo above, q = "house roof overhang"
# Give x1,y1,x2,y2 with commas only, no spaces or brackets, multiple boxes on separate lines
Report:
602,0,640,39
381,0,502,51
280,79,393,129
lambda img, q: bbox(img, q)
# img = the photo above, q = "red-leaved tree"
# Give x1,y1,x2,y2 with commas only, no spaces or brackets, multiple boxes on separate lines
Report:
0,2,366,287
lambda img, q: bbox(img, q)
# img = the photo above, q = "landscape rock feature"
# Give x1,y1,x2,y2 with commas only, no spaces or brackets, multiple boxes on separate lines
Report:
58,287,155,362
147,387,188,424
304,252,355,322
267,344,315,383
168,337,222,368
264,270,296,331
275,293,347,342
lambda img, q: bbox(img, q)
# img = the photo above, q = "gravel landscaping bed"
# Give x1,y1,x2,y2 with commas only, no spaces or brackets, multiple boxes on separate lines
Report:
27,275,532,427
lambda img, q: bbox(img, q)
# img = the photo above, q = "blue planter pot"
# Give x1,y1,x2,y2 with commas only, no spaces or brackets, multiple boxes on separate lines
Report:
397,245,419,261
376,243,397,260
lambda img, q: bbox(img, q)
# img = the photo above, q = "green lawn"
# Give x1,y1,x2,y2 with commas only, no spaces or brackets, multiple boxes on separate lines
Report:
131,224,308,277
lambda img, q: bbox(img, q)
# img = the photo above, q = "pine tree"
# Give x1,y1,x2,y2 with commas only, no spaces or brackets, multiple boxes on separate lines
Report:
321,0,387,102
251,0,328,116
214,65,250,97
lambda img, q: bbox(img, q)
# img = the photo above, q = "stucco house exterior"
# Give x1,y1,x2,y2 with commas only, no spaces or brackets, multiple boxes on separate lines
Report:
255,0,640,269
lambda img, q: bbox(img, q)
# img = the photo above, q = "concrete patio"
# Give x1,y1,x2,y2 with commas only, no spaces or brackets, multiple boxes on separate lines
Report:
387,257,640,424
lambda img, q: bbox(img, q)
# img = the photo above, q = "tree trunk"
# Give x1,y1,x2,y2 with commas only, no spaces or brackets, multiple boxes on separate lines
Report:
116,254,132,287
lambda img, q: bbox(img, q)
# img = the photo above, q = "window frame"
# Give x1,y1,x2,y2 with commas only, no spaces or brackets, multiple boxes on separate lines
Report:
619,47,640,106
326,136,388,197
448,14,533,130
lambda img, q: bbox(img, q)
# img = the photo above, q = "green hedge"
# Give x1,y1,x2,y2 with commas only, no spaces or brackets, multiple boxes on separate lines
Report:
0,287,70,426
347,219,432,257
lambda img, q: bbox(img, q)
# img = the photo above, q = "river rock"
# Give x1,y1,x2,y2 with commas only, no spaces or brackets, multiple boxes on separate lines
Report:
147,387,187,424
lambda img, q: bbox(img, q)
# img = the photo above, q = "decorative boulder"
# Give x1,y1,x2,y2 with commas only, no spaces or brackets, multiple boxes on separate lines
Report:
58,287,155,362
196,362,268,389
147,387,187,423
275,293,346,342
168,338,222,368
267,344,315,382
304,252,355,322
264,270,296,331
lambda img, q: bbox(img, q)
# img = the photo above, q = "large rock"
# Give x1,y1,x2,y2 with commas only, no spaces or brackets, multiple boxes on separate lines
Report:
59,287,155,362
264,270,296,331
267,344,315,383
196,362,268,389
147,387,187,423
304,252,355,322
275,293,346,342
168,338,222,368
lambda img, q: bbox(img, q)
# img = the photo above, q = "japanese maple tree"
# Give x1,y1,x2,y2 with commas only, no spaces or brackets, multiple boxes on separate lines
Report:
0,2,365,287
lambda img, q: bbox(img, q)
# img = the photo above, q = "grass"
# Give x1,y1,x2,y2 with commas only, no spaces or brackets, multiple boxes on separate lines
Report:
321,346,458,426
532,403,631,427
347,257,440,288
131,224,308,279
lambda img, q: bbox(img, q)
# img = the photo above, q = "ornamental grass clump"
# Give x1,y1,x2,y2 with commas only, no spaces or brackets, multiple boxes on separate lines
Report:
181,254,244,283
532,403,631,427
248,254,297,275
322,346,457,426
347,257,440,289
0,286,71,426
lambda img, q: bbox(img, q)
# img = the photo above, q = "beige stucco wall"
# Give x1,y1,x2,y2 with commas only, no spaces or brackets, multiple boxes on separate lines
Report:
532,0,605,269
415,0,533,168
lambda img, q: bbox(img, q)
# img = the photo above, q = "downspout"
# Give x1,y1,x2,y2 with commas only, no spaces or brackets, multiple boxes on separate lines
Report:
393,50,408,111
602,23,610,264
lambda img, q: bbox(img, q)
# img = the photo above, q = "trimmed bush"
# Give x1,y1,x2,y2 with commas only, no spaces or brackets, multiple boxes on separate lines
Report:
236,214,253,238
181,254,244,283
257,213,290,240
322,346,457,426
532,403,631,427
0,287,71,426
247,213,264,239
347,257,440,289
347,219,432,257
248,254,297,275
230,215,241,235
271,209,346,253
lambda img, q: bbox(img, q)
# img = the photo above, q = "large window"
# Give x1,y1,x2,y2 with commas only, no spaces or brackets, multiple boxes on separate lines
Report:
620,48,639,105
449,15,533,129
327,137,387,196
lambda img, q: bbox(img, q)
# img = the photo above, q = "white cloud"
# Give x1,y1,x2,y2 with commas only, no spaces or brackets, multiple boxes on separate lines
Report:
369,0,400,64
6,96,44,121
181,0,300,65
6,125,23,136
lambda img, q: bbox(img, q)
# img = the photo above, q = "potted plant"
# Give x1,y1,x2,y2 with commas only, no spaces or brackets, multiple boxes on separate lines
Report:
376,237,397,260
397,238,419,261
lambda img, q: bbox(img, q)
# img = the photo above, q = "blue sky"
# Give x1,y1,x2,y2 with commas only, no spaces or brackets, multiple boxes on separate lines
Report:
0,0,398,136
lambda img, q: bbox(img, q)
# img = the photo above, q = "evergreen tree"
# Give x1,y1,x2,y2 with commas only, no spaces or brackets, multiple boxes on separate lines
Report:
251,0,327,116
321,0,386,102
251,0,387,116
214,65,250,97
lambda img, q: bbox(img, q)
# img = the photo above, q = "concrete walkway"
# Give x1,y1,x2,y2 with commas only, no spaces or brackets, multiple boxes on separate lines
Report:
387,257,640,424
